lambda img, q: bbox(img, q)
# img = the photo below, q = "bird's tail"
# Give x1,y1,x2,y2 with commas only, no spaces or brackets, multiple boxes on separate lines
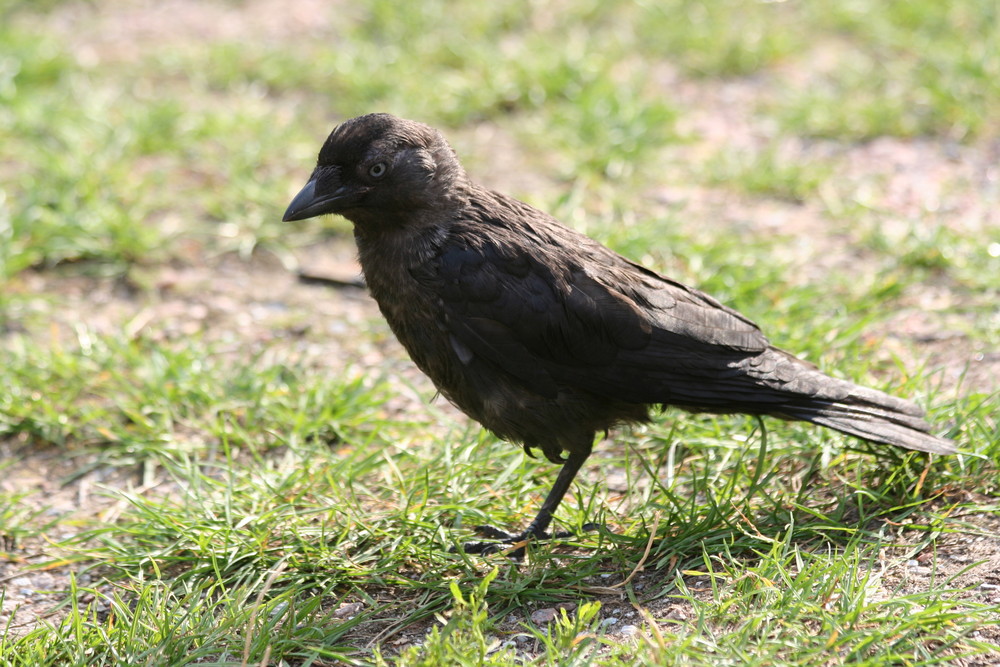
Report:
774,370,956,455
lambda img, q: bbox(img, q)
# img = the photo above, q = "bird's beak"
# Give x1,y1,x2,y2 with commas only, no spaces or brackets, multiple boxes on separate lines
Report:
282,171,361,222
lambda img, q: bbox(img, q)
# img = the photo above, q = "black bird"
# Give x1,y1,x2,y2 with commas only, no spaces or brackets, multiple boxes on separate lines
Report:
284,113,956,553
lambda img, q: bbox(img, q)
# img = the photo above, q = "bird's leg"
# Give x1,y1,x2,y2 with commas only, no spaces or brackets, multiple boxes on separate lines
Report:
462,443,594,556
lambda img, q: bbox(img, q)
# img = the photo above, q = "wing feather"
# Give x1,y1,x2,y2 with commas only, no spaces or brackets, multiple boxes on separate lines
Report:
415,216,774,406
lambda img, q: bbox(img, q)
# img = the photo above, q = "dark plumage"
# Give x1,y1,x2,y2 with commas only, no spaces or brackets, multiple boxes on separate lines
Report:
284,113,956,553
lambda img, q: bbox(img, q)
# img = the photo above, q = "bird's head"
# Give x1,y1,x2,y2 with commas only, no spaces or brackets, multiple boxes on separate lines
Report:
282,113,466,227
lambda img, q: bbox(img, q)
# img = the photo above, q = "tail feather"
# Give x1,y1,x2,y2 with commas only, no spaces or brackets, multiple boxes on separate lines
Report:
788,407,955,454
753,349,956,455
779,390,955,455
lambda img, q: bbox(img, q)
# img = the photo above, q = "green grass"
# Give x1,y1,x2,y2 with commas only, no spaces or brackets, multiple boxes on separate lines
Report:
635,0,809,77
1,0,999,665
701,145,833,203
774,1,1000,140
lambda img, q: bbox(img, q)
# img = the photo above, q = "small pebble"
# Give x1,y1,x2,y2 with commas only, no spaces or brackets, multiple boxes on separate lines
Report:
620,624,639,636
332,602,364,619
531,608,557,624
600,617,619,628
663,607,687,621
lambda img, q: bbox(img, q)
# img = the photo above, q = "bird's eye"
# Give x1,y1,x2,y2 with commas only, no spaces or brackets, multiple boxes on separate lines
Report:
368,162,387,179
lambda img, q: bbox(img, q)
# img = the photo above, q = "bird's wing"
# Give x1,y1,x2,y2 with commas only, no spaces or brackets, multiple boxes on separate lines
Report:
413,228,772,403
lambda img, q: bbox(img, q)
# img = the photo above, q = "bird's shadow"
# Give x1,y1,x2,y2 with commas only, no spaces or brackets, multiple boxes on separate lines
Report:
462,436,952,591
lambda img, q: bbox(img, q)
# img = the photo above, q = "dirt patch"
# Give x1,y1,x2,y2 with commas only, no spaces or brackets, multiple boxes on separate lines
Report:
37,0,348,64
0,443,132,635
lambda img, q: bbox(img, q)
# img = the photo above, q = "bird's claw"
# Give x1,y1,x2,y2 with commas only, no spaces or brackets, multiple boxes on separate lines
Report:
456,523,603,558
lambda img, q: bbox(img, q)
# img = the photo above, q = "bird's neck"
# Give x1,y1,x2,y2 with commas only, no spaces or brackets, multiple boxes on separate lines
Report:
354,215,449,289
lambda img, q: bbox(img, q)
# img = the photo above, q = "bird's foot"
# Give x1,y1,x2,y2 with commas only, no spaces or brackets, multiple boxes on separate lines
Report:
458,523,601,558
